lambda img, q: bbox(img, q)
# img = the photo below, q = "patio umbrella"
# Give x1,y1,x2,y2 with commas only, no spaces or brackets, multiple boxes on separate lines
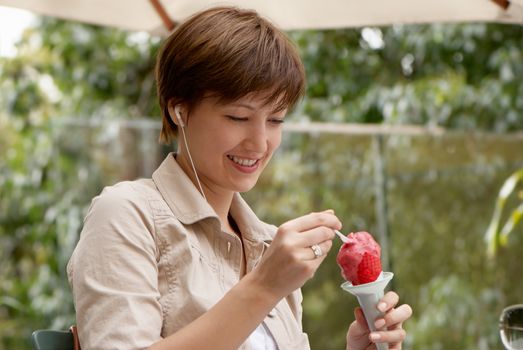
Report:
1,0,522,35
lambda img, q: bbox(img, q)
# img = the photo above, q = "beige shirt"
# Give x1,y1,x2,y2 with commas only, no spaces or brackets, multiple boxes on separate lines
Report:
67,153,311,350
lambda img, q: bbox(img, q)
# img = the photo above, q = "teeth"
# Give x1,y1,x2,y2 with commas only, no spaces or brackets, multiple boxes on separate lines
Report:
228,155,257,167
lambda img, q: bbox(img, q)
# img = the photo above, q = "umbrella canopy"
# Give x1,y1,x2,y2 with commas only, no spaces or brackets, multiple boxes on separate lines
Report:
1,0,522,35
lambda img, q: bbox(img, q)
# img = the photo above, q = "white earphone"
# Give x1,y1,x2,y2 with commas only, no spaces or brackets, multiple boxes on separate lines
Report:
174,104,185,128
172,104,207,201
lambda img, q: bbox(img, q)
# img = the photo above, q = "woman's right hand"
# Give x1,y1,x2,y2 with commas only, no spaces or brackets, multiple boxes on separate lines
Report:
251,210,342,300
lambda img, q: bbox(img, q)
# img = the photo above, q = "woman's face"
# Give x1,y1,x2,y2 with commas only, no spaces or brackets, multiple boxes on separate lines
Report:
176,93,287,195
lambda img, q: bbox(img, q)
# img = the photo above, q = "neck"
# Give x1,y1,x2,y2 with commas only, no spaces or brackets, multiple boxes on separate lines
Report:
205,189,234,230
175,152,234,230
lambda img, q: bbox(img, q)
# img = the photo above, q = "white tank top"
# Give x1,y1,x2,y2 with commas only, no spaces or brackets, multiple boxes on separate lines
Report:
246,322,278,349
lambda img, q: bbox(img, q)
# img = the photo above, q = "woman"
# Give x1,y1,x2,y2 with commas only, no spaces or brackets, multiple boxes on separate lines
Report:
67,6,412,350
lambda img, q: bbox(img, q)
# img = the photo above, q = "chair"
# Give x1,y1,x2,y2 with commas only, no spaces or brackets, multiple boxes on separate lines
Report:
31,326,80,350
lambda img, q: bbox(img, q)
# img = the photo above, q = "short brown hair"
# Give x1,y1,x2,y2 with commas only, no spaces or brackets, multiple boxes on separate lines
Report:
155,6,306,144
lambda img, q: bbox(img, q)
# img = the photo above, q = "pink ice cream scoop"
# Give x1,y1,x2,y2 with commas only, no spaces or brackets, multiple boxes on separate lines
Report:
336,231,382,285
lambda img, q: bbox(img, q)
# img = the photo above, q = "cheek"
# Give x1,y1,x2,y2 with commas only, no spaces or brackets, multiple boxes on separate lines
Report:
269,131,283,151
210,134,238,157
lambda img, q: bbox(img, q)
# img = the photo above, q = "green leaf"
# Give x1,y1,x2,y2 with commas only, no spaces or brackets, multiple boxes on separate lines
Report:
485,169,523,257
500,202,523,244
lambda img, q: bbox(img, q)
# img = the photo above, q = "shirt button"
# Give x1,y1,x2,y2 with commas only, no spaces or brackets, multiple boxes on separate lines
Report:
268,309,276,318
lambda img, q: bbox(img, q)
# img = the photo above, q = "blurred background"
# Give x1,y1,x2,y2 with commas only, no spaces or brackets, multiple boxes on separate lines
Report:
1,4,522,349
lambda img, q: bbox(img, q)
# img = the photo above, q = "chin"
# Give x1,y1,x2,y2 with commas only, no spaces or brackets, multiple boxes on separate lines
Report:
233,180,258,193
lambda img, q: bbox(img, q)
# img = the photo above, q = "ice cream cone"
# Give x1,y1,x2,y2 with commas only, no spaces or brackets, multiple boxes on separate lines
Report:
341,272,394,350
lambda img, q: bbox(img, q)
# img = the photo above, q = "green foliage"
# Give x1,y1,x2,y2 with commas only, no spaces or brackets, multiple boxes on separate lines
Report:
407,275,501,349
9,18,161,120
0,18,161,349
292,24,523,131
1,15,523,350
485,169,523,257
0,79,102,348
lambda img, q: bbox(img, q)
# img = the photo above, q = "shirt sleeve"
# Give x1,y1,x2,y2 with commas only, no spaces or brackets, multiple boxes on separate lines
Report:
67,182,162,350
286,288,304,331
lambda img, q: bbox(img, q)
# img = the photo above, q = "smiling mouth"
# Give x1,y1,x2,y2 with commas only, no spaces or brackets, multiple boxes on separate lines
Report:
227,155,260,167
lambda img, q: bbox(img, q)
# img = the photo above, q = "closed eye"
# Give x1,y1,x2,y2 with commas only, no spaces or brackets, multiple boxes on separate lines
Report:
226,115,248,122
268,118,285,125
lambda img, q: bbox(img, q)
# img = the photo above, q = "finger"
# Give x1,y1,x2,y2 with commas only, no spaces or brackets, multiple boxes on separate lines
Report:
369,328,407,345
377,291,399,312
389,343,403,350
279,212,341,233
302,239,333,260
346,308,372,348
355,307,370,332
374,304,412,330
295,226,336,247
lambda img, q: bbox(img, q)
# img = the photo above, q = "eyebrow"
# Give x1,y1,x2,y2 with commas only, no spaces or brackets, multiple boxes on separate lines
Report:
229,101,287,115
230,102,255,110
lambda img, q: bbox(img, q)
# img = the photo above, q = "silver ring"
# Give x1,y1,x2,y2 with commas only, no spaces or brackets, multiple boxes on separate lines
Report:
310,244,323,258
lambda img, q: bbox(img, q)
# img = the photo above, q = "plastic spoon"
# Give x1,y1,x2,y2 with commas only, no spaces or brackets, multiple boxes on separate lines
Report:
335,230,349,243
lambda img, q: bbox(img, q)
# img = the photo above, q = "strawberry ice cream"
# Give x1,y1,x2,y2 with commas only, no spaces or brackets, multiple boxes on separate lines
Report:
336,231,382,285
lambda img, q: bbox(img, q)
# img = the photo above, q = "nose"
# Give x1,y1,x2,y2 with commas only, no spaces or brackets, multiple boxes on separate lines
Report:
244,121,268,153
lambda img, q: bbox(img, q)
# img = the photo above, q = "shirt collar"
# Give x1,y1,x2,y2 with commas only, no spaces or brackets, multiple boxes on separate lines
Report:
152,153,274,243
230,192,274,243
152,153,216,224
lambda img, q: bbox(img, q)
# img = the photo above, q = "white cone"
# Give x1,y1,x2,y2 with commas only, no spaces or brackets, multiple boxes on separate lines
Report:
341,272,394,350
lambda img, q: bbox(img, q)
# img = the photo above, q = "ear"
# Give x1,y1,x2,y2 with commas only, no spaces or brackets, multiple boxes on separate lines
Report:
167,100,186,127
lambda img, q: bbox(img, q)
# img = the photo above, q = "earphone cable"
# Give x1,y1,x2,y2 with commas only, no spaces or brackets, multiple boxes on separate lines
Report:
180,126,207,202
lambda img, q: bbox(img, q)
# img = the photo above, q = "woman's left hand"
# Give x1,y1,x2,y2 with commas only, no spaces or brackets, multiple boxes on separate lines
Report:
345,291,412,350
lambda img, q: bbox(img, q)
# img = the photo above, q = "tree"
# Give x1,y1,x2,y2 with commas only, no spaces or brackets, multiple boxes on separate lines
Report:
293,24,523,131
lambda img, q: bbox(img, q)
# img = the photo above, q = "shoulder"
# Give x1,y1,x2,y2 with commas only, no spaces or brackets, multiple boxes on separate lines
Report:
81,179,163,238
68,179,161,283
98,178,158,202
88,179,158,215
